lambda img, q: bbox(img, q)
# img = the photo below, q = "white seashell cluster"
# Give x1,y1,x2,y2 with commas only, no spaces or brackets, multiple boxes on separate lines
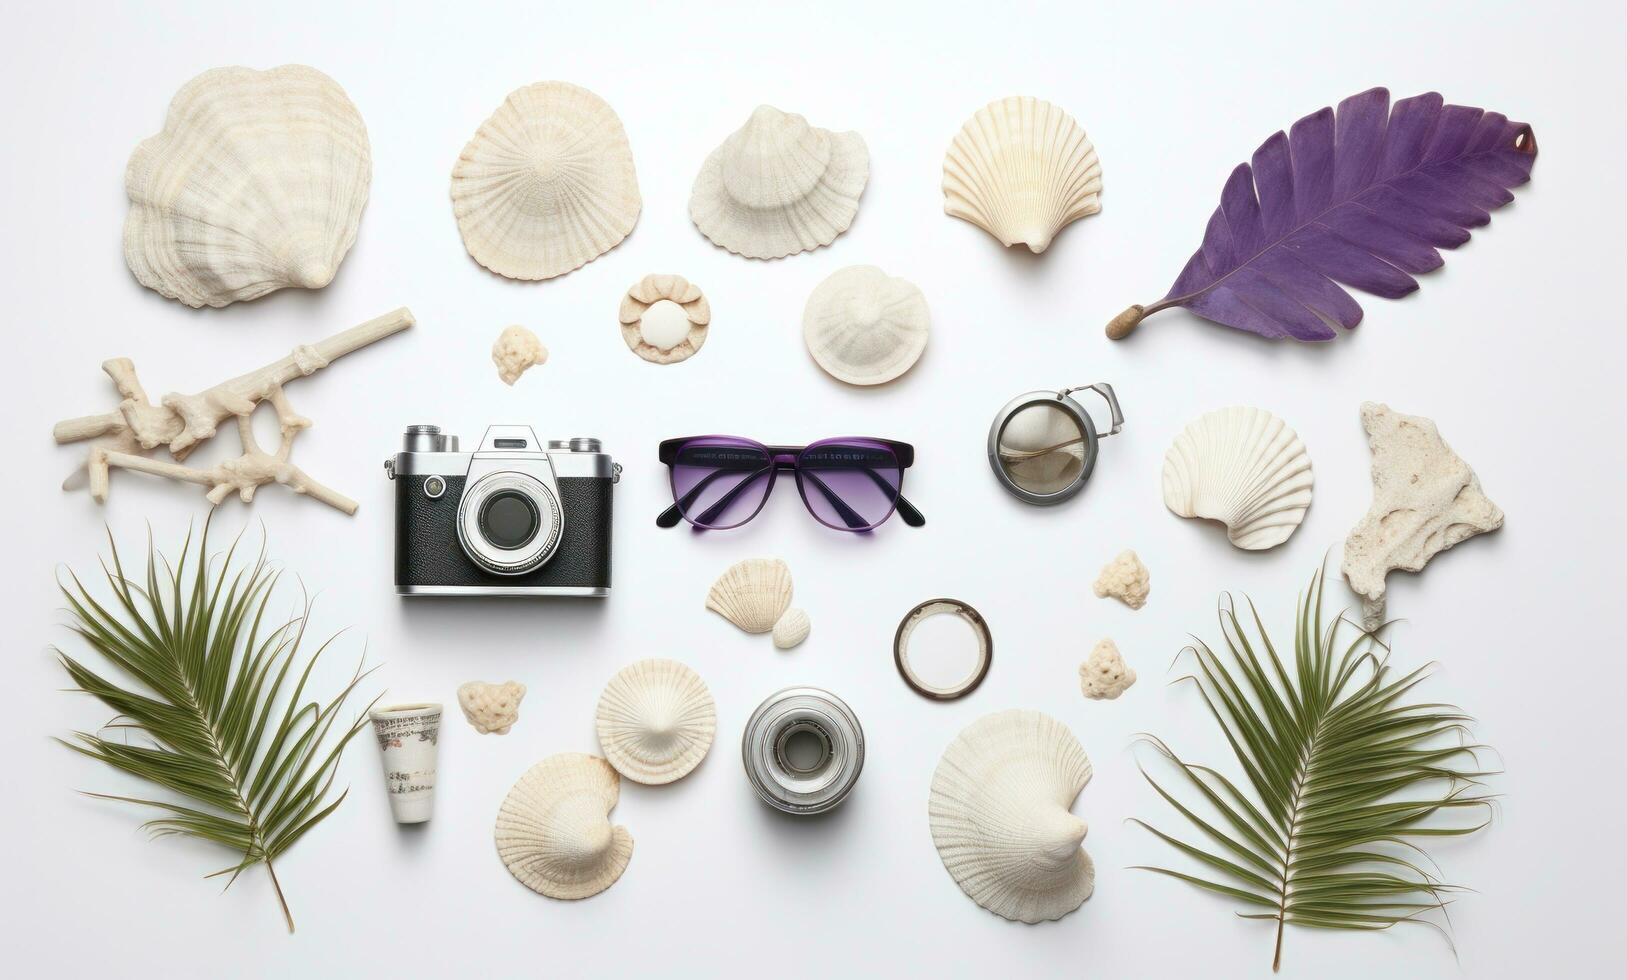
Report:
802,266,930,386
456,679,526,735
595,660,716,785
1078,639,1136,700
491,326,547,385
1162,406,1314,550
619,274,710,365
1092,550,1149,609
929,710,1095,922
495,754,633,901
704,558,808,649
123,65,371,308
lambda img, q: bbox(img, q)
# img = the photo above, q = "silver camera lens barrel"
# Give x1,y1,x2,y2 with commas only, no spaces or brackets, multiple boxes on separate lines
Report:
455,471,563,575
742,687,864,815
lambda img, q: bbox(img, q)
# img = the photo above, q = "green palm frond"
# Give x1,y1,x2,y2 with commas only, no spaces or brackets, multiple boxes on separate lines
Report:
53,518,378,932
1133,568,1496,972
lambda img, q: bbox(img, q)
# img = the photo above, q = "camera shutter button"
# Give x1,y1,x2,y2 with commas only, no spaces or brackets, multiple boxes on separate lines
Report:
423,475,447,499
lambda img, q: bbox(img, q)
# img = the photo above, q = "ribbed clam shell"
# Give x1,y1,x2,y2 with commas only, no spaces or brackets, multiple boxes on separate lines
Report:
595,659,716,785
690,105,868,259
771,608,811,650
123,65,371,308
928,710,1094,923
494,754,632,900
705,558,793,634
451,81,640,280
802,265,930,386
1162,406,1314,550
942,96,1101,254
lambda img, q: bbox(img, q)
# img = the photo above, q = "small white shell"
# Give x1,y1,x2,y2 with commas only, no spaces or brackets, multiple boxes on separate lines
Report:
1162,407,1314,550
690,105,868,259
1079,639,1136,700
491,325,547,385
494,754,632,900
929,710,1094,923
943,96,1101,254
771,609,811,650
705,558,793,634
595,659,716,785
619,274,710,365
803,266,930,386
457,679,527,735
451,82,640,280
124,65,371,308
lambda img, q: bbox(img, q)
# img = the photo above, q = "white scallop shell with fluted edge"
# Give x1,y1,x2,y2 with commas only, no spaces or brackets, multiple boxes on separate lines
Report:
619,274,710,365
1162,406,1314,550
595,659,716,785
803,265,930,386
942,96,1101,254
451,82,640,281
929,709,1094,923
123,65,371,308
495,754,632,900
705,558,792,634
690,105,868,259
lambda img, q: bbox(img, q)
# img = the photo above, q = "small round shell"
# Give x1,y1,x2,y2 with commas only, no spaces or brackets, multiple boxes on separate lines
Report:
494,754,632,900
803,266,930,386
705,558,793,634
1162,407,1314,550
595,659,716,785
619,274,710,364
771,609,811,650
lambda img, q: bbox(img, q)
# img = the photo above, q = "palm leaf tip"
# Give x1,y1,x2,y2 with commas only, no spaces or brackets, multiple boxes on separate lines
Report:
56,516,378,933
1132,567,1495,971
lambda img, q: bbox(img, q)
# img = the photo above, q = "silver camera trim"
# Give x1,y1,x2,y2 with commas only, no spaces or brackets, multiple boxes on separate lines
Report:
455,471,563,576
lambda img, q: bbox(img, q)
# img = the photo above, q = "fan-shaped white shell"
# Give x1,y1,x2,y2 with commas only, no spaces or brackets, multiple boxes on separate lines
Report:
803,266,929,386
595,659,716,785
929,710,1094,923
705,558,793,634
690,105,868,259
943,96,1101,254
772,608,811,650
123,65,371,308
1162,407,1314,550
494,754,632,900
451,82,640,280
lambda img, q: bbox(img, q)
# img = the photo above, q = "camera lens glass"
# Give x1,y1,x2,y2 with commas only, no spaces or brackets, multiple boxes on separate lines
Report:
479,490,540,550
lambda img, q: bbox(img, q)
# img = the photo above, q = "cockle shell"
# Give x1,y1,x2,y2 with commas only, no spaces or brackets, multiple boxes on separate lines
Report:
705,558,793,634
803,266,930,386
491,325,547,385
772,608,811,650
929,710,1094,923
619,274,710,365
457,679,526,735
595,659,716,785
1162,407,1313,550
690,105,869,259
495,754,632,900
451,82,640,280
942,96,1101,254
124,65,371,308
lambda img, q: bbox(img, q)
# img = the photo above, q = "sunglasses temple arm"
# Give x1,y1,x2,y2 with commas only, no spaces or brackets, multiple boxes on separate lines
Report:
798,470,877,529
657,464,774,528
850,464,926,528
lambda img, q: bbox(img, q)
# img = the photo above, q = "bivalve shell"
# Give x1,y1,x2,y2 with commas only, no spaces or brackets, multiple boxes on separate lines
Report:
619,274,710,364
1161,406,1313,550
803,265,929,386
771,608,811,650
705,558,793,634
595,659,717,785
494,754,632,900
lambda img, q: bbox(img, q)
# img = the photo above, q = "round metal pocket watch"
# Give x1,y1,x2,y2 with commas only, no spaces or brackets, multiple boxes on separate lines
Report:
987,382,1124,504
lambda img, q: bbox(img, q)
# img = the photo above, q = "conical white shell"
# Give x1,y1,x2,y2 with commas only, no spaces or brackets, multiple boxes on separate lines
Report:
619,274,710,365
123,65,371,308
495,753,632,900
705,558,792,634
943,96,1101,254
690,105,868,259
595,659,716,785
772,608,811,650
1162,407,1314,550
803,266,930,386
929,710,1094,923
451,82,640,280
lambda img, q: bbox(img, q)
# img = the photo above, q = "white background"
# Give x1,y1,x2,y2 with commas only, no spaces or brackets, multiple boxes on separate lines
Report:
1,1,1619,976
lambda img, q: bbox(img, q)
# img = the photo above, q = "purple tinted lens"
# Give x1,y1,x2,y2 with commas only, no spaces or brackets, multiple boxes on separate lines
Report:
797,441,902,531
671,439,773,529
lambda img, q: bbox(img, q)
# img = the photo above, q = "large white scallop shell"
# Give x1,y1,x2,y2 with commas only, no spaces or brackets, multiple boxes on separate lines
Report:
494,754,632,900
705,558,793,634
1161,407,1314,550
123,65,371,308
690,105,868,259
803,265,930,386
451,82,640,280
595,659,717,785
928,709,1094,923
942,96,1102,254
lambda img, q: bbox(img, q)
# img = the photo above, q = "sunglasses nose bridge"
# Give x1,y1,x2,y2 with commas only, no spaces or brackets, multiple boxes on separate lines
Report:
772,453,799,468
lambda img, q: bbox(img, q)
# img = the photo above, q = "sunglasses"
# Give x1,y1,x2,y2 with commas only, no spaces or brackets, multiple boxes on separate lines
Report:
657,436,926,531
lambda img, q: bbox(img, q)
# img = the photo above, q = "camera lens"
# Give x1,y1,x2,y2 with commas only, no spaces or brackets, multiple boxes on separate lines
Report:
480,490,540,550
742,687,864,815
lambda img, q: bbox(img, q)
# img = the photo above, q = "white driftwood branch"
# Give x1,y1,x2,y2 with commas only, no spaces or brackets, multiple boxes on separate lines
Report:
58,307,412,513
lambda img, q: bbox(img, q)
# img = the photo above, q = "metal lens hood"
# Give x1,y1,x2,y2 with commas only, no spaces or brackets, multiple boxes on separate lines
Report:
742,687,864,816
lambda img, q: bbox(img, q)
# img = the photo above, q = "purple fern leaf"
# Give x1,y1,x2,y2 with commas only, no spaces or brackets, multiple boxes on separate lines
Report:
1106,88,1537,342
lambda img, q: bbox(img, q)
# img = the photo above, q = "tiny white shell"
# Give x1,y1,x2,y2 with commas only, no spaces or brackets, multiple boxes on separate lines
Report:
494,754,632,900
803,266,930,386
595,659,716,785
943,96,1101,254
690,105,868,259
705,558,793,634
618,274,710,365
772,609,811,650
1162,406,1314,550
929,710,1094,923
